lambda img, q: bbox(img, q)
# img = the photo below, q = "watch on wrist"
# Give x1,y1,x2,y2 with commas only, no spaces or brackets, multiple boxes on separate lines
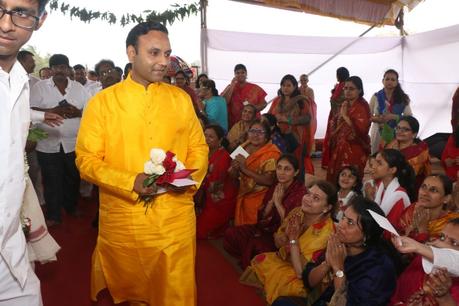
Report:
335,270,344,278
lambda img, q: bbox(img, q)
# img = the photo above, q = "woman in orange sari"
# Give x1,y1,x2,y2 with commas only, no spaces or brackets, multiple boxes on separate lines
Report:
268,74,316,175
386,115,431,191
231,120,281,226
322,67,349,169
397,174,459,243
326,76,371,182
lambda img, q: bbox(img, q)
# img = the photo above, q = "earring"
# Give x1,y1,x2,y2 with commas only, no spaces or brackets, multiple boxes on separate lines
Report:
362,237,367,247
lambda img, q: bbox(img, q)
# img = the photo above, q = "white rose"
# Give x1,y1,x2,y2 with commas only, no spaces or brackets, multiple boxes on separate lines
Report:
151,164,166,175
150,148,166,165
144,161,155,175
175,160,185,172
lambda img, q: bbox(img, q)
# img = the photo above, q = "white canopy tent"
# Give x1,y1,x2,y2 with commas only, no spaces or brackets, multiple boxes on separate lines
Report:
204,25,459,138
200,0,459,138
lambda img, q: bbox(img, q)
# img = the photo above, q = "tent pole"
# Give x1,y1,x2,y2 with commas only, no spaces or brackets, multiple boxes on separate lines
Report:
307,24,376,76
200,0,208,73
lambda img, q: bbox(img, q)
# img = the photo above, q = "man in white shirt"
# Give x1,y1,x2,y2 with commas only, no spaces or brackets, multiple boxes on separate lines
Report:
73,63,100,96
31,54,90,226
17,49,39,87
0,1,49,305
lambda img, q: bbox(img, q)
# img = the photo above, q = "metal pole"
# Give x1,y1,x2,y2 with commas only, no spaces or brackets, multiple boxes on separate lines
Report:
200,0,208,73
307,24,376,76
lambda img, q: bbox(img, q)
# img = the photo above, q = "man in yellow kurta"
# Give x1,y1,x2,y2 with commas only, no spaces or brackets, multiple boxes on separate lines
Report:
75,22,208,306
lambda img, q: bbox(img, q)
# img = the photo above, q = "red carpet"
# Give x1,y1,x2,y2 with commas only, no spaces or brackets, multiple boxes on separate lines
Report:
36,197,265,306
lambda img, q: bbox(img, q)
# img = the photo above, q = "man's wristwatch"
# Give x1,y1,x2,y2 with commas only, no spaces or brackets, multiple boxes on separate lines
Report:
334,270,344,278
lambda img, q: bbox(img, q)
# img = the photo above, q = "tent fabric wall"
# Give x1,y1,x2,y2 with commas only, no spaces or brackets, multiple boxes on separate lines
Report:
206,25,459,139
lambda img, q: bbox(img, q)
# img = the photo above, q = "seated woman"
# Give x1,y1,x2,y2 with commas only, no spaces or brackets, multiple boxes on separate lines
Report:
239,180,337,304
335,165,362,221
227,104,257,152
199,79,228,132
390,218,459,305
373,149,415,226
369,69,412,153
230,120,281,226
196,125,237,239
362,153,379,201
261,113,287,153
223,154,307,268
441,125,459,182
386,116,431,190
397,174,459,243
268,74,316,175
273,196,399,306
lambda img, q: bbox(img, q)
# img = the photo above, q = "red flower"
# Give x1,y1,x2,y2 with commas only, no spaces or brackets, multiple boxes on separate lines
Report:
163,151,177,172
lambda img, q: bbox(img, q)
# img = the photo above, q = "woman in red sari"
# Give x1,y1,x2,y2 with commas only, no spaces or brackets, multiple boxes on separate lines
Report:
386,115,431,191
230,120,281,226
221,63,267,128
223,154,307,268
441,125,459,182
196,125,238,239
326,76,371,183
322,67,349,169
397,175,459,243
268,74,316,175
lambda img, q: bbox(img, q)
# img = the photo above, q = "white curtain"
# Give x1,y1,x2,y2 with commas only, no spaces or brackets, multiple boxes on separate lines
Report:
206,24,459,138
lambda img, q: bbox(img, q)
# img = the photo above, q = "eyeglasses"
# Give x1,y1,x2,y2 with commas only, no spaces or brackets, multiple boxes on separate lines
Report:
395,126,412,132
100,69,115,77
175,77,185,81
0,6,39,30
438,232,459,247
248,129,265,135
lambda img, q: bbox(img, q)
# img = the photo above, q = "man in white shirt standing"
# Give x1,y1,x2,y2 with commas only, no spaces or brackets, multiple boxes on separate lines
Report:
73,63,100,96
0,0,49,305
31,54,90,227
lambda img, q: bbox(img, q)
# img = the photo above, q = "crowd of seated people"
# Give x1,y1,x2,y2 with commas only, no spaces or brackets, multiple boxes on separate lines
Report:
190,64,459,306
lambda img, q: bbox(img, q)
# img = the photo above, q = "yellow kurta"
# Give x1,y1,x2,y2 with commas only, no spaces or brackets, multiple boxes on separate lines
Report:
75,75,208,306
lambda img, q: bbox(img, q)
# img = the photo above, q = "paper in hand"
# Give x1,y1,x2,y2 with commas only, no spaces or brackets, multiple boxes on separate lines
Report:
367,209,400,236
230,145,249,159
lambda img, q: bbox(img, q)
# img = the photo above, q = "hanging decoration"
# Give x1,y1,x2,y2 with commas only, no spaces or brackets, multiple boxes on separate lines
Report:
48,1,200,26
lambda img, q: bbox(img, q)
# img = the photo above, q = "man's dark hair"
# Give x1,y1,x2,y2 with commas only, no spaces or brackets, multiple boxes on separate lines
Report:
114,66,123,76
49,54,69,67
126,22,168,51
124,63,132,77
88,70,97,78
38,0,50,15
73,64,85,71
94,59,115,75
39,67,49,75
17,50,34,61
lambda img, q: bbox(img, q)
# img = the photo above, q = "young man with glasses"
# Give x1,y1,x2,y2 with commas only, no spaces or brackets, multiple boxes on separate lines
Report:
0,0,49,305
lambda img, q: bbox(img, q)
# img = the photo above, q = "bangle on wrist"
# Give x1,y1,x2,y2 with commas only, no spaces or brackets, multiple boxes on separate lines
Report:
289,239,298,245
288,117,292,125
